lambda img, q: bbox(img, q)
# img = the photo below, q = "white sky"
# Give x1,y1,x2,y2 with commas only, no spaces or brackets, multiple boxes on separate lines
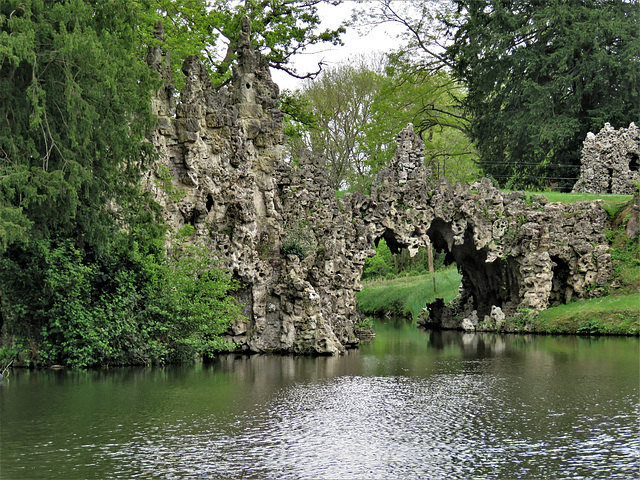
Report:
270,2,405,91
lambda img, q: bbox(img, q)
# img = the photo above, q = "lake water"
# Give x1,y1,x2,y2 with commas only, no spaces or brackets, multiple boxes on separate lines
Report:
1,320,638,479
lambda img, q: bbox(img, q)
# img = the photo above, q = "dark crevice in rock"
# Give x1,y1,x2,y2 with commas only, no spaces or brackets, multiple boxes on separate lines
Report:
550,255,572,306
376,229,406,255
145,25,615,352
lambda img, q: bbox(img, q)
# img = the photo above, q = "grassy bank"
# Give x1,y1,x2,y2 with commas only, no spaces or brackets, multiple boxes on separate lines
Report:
358,191,638,335
533,294,640,335
359,273,639,335
357,267,462,319
524,191,632,205
500,190,633,210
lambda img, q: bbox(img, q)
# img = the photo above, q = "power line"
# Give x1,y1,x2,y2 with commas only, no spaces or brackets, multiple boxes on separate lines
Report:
489,175,578,180
478,163,580,168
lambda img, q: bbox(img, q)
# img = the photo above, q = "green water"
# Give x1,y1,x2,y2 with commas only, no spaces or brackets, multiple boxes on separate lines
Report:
1,321,638,479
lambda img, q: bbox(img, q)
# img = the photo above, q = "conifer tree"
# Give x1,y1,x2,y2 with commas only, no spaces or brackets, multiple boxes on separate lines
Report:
446,0,640,189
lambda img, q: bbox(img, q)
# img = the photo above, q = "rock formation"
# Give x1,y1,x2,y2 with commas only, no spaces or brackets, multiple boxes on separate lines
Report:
144,22,614,353
145,19,364,355
573,122,640,194
365,128,611,330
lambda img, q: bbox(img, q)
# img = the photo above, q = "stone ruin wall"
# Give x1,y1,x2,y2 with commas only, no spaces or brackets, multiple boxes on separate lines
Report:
573,122,640,194
367,130,612,331
144,24,615,354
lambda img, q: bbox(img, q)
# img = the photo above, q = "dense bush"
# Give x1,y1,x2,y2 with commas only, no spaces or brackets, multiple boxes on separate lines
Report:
0,230,241,368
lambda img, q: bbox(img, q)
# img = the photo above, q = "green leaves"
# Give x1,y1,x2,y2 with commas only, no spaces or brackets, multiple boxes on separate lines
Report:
446,0,640,189
289,56,478,192
140,0,346,88
162,233,242,359
0,231,242,368
0,0,243,368
0,0,159,251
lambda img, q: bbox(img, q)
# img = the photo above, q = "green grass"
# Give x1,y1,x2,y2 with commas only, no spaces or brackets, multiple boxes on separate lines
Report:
357,268,462,319
499,190,633,213
526,191,632,205
534,293,640,335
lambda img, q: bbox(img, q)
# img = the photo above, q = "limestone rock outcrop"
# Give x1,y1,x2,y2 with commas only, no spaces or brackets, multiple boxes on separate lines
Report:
573,122,640,194
145,19,364,354
144,23,614,351
363,126,612,331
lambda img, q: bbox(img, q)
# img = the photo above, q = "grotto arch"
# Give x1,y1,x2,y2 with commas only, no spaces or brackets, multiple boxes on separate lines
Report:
359,125,612,332
372,215,524,330
146,25,614,353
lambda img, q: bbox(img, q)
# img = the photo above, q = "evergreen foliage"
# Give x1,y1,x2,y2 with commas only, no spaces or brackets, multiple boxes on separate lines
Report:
446,0,640,189
0,0,159,252
0,0,242,368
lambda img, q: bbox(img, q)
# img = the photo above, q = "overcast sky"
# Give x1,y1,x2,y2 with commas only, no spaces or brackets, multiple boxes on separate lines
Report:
270,2,405,91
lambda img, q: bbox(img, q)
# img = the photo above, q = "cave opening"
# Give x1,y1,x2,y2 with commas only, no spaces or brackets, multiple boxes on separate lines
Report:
629,153,639,173
368,222,522,328
375,228,405,254
607,167,614,193
424,220,521,325
549,256,572,306
370,229,438,280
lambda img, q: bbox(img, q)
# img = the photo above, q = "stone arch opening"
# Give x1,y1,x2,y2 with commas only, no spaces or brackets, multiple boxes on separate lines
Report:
372,228,443,280
376,228,406,255
549,256,572,306
629,152,639,172
423,219,522,328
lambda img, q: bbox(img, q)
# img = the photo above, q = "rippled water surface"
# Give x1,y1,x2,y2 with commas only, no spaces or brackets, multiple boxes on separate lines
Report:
1,322,638,479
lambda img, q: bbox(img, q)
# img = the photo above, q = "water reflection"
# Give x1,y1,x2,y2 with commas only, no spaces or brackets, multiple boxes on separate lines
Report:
1,323,638,479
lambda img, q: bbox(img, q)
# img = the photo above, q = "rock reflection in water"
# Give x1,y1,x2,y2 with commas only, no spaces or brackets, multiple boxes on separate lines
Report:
0,324,637,480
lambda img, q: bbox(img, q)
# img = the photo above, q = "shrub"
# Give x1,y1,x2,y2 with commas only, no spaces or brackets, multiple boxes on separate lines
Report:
0,232,242,368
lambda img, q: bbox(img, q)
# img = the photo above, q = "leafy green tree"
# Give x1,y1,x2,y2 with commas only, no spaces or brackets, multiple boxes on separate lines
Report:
288,57,478,192
0,228,241,367
140,0,346,87
367,59,478,185
363,238,394,280
445,0,640,189
291,60,387,190
0,0,242,367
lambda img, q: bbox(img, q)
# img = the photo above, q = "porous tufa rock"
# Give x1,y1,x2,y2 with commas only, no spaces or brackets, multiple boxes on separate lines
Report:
144,27,616,348
573,122,640,194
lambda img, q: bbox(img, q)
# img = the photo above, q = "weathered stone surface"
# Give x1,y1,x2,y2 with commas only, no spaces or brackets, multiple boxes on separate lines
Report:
366,127,612,328
144,23,614,352
573,122,640,194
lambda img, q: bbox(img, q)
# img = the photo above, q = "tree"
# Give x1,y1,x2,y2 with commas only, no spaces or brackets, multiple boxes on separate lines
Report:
342,1,478,188
0,0,242,367
141,0,347,87
286,56,478,192
352,0,454,73
366,58,478,185
288,59,387,190
445,0,640,189
0,0,159,250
